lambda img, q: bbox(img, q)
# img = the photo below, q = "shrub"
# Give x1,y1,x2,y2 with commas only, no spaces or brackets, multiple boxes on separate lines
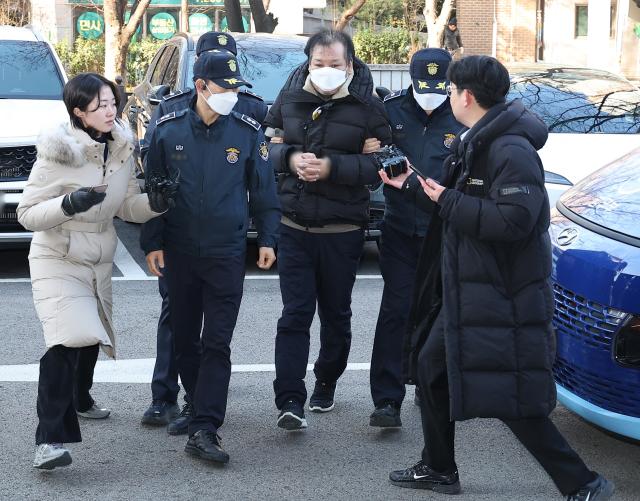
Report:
353,29,411,64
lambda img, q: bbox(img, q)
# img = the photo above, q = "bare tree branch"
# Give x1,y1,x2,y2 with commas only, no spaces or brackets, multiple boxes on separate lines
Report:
335,0,367,31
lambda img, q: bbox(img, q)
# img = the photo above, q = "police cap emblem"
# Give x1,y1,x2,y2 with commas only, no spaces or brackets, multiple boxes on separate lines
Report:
427,62,439,75
228,59,237,72
218,35,228,45
226,147,240,164
259,141,269,161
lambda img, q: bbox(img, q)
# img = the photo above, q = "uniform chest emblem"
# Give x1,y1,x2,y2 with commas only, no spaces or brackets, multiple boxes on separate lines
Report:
443,133,456,148
226,147,240,164
467,178,484,186
175,144,184,151
395,124,404,130
259,141,269,161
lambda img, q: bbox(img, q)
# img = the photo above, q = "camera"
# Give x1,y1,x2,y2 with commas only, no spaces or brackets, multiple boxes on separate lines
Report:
372,145,408,178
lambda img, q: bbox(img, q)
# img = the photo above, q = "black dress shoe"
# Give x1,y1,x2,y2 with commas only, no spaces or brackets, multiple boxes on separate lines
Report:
141,400,180,426
167,402,193,435
389,460,461,494
185,430,229,464
370,402,402,427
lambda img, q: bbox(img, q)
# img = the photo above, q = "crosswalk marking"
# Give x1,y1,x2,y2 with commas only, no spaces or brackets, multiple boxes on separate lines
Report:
0,359,371,383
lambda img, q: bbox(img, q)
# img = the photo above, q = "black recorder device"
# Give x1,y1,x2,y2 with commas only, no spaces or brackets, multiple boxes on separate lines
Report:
372,145,408,178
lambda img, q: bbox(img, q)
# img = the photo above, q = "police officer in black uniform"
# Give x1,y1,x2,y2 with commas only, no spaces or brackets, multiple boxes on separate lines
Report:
143,50,280,463
140,31,268,428
140,31,267,156
367,49,462,427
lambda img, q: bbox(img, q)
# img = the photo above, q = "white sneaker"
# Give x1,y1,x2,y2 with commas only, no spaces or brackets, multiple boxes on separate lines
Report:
77,403,110,419
33,443,72,470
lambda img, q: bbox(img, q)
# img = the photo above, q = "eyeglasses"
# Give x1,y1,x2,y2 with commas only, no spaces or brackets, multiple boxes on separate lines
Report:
445,84,461,97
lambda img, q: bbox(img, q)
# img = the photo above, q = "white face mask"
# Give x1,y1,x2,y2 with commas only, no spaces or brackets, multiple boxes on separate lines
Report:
413,88,448,111
309,67,348,93
205,85,238,115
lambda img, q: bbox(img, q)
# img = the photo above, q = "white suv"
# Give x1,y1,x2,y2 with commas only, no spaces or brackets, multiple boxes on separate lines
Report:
0,25,68,244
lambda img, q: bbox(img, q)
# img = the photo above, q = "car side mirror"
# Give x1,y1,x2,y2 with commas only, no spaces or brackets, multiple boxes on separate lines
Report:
375,86,391,99
148,85,171,106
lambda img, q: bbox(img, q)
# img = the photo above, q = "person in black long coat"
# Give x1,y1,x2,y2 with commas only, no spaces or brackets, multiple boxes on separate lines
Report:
387,56,614,501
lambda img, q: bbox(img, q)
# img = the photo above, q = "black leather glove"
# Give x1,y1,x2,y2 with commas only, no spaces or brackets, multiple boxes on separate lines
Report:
61,187,106,216
147,177,178,213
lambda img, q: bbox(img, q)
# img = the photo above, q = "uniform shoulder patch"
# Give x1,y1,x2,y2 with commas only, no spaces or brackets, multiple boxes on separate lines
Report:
240,89,264,101
383,90,404,102
155,110,186,126
163,89,188,101
232,112,261,131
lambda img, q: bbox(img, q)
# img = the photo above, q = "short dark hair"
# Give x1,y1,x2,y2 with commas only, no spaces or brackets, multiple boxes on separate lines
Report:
304,29,355,63
446,55,510,109
63,73,120,136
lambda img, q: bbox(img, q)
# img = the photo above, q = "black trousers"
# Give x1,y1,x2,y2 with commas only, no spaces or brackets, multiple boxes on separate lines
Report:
164,249,245,436
150,275,180,404
370,223,423,407
36,344,99,445
417,313,595,495
274,224,364,409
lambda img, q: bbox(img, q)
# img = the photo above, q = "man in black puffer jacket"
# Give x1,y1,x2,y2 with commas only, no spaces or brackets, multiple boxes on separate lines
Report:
264,29,392,430
388,56,614,501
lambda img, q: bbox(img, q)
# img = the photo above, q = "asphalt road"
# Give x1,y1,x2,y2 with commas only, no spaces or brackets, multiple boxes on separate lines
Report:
0,223,638,500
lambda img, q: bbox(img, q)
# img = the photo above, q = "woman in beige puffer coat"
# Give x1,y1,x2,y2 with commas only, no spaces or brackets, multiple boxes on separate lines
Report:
18,73,167,470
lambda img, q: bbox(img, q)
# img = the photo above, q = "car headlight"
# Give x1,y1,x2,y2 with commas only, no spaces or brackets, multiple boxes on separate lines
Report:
614,315,640,368
544,170,572,185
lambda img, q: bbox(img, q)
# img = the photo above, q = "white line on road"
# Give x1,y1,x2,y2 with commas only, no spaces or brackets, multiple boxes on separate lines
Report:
0,275,383,283
0,359,371,383
113,238,148,279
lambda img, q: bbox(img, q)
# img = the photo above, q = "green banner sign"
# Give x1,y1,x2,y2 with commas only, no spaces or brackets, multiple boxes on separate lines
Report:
150,12,177,40
221,15,249,32
188,13,213,36
77,11,104,39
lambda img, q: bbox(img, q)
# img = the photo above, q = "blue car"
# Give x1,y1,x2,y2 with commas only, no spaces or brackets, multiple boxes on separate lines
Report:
550,148,640,440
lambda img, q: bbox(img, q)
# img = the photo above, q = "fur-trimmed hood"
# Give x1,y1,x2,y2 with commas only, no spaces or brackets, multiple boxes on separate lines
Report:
36,119,134,168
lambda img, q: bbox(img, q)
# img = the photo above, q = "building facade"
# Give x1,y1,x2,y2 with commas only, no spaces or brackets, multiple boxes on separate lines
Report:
30,0,326,45
457,0,640,78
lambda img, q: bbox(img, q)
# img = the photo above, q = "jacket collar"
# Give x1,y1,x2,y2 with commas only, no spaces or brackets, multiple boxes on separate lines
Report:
36,120,133,168
283,57,374,104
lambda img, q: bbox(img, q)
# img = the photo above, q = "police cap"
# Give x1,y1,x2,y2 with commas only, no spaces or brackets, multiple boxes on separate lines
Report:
410,48,451,95
195,31,237,56
192,51,252,89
